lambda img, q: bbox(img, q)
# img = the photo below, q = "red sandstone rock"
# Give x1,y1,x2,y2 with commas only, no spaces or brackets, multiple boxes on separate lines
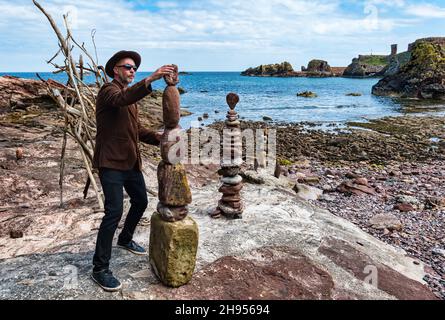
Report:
162,86,181,129
394,203,415,212
218,183,243,194
158,161,192,207
15,148,23,160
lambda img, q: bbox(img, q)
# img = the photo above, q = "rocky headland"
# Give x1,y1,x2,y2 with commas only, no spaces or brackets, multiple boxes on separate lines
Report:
373,37,445,100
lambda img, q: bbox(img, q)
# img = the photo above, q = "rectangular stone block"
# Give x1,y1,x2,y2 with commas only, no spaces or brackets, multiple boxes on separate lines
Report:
149,212,199,287
158,161,192,206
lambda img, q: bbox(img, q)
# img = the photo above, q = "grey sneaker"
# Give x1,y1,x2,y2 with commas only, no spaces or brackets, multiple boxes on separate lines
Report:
117,240,147,256
91,269,122,292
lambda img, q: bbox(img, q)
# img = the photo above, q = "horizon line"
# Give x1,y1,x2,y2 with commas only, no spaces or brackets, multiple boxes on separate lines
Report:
0,70,244,74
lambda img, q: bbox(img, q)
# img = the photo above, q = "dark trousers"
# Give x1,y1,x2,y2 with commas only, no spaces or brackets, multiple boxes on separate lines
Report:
93,168,148,272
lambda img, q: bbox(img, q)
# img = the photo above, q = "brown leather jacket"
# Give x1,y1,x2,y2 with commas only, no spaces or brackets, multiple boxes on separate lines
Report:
92,79,159,171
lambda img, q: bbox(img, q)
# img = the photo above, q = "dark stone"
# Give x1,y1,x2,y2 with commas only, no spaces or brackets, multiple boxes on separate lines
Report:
10,230,23,239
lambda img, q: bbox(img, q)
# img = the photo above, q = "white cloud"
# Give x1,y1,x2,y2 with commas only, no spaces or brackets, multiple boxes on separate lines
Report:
0,0,436,71
405,3,445,18
367,0,406,7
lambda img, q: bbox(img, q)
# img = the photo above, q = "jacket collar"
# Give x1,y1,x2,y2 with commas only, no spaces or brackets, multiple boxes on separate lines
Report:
112,78,125,90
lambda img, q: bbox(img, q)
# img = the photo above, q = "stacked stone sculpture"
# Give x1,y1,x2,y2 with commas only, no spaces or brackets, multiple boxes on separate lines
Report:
211,93,244,219
149,65,199,288
157,64,192,222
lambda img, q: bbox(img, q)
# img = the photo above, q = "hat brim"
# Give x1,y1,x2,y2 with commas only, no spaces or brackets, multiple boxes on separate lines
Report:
105,51,141,78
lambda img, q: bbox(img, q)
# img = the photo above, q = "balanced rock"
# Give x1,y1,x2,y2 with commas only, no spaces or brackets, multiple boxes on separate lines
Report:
158,161,192,207
149,212,199,287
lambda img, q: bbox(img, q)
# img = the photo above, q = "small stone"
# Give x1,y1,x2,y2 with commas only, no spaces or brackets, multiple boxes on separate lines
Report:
226,120,241,126
354,177,368,186
221,194,241,202
16,148,23,160
302,176,320,185
295,172,306,180
221,175,243,185
389,171,402,177
325,169,337,176
240,171,265,184
218,200,244,218
396,195,419,205
346,172,359,179
157,203,188,222
394,203,415,212
218,167,240,177
219,183,243,194
226,93,239,110
293,184,323,201
319,194,335,202
10,230,24,239
432,247,445,258
369,213,402,231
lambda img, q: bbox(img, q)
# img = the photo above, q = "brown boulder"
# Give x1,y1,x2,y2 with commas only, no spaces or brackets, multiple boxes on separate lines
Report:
158,161,192,207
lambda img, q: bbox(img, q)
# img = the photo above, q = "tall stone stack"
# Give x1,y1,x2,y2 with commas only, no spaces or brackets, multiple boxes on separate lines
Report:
149,65,199,288
211,93,244,219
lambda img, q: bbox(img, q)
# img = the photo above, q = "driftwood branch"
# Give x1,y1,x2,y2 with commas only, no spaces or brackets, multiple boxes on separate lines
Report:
34,0,107,209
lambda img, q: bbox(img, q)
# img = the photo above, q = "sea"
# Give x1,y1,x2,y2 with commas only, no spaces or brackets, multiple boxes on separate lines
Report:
2,71,445,129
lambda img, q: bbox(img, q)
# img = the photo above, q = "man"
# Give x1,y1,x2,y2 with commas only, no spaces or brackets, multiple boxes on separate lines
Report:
91,50,175,292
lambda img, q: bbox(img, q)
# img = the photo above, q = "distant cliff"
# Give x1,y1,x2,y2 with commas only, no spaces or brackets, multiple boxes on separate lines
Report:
372,37,445,100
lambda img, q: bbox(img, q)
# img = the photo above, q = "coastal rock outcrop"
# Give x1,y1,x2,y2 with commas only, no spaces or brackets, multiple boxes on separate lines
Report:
343,55,389,77
0,76,61,112
372,37,445,100
302,59,337,77
242,60,345,77
241,61,294,77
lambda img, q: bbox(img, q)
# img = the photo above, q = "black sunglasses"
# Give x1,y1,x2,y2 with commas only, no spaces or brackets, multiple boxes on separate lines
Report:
116,64,138,71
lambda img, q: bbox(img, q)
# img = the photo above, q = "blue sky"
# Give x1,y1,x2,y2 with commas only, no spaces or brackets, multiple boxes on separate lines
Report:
0,0,443,72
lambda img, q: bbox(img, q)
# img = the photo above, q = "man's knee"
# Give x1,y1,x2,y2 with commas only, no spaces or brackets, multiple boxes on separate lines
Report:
102,205,124,226
132,196,148,211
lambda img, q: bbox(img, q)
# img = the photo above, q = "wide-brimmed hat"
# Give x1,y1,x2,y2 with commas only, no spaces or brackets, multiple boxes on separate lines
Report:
105,50,141,78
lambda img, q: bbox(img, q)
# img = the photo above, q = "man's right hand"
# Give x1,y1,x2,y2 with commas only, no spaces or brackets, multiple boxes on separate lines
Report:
147,65,176,82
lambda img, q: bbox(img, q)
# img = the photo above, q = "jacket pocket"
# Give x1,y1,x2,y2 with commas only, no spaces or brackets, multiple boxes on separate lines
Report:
103,137,132,161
